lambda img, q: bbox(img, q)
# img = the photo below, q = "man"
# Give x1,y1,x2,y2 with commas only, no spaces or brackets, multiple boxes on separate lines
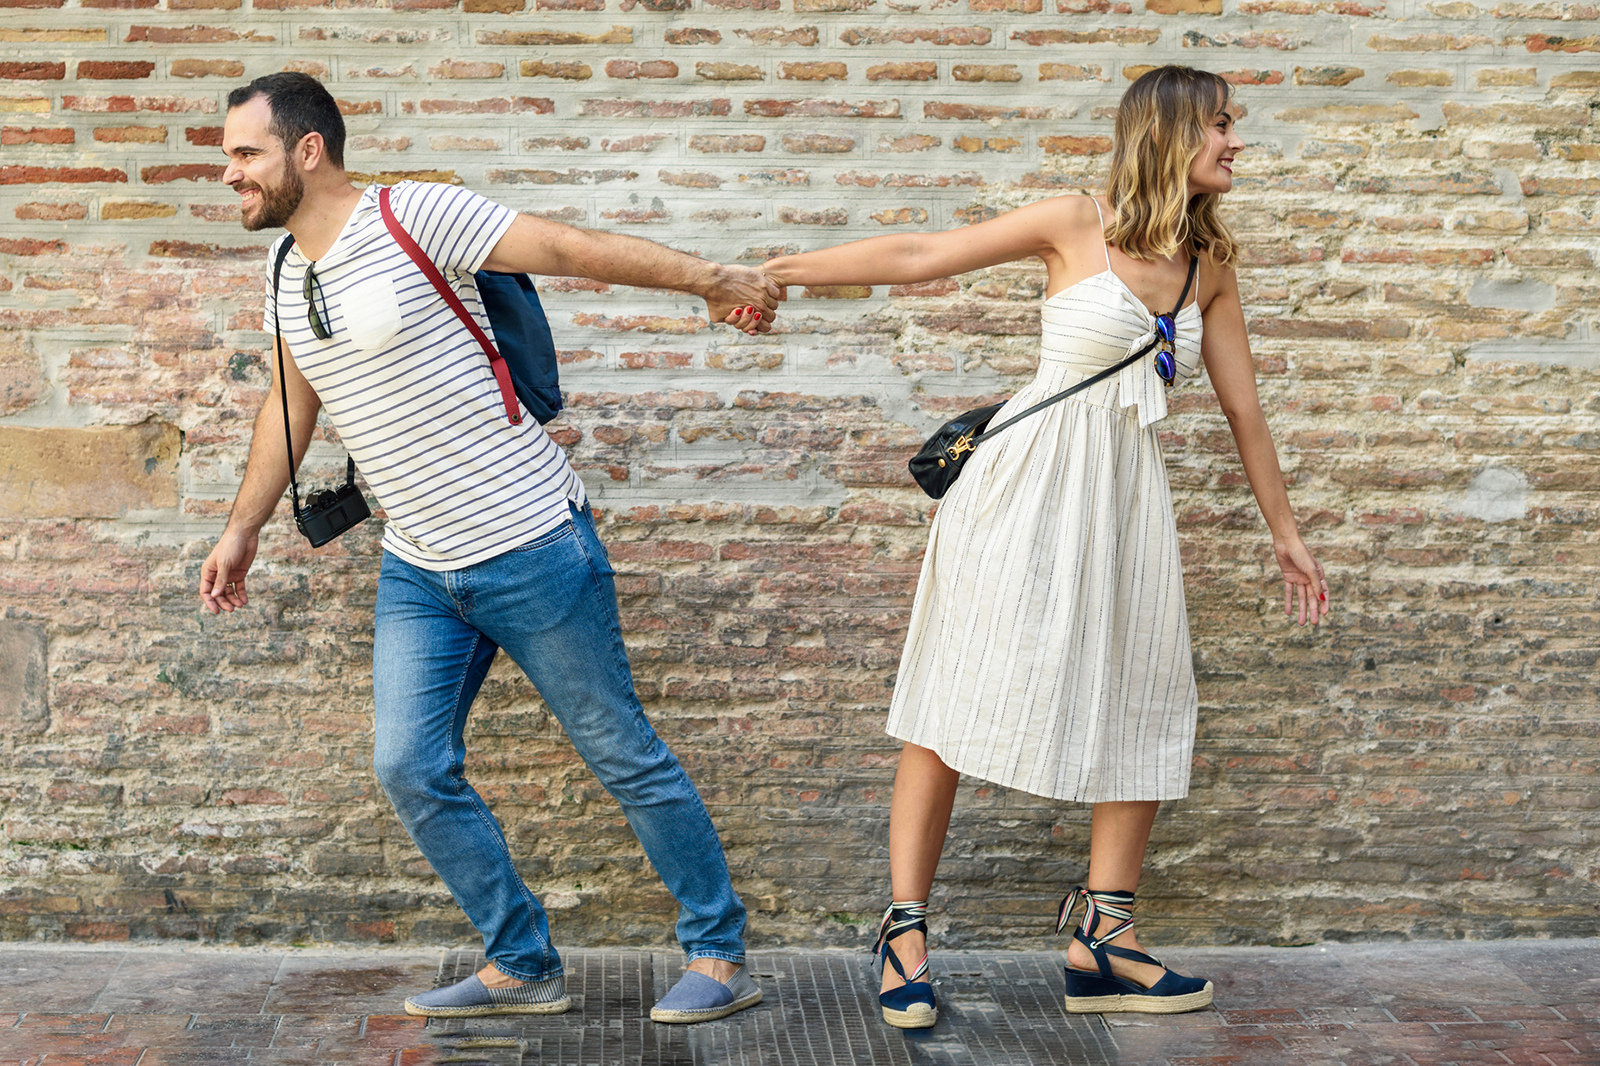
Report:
198,72,776,1023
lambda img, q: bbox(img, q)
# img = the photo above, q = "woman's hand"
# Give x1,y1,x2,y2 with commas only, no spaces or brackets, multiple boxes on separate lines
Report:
1274,536,1329,626
723,267,787,334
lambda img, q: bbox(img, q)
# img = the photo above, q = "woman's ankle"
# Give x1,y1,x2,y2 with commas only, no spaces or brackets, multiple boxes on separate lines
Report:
879,929,927,990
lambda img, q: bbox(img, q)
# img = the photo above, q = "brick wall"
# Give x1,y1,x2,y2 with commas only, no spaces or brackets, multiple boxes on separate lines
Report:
0,2,1597,953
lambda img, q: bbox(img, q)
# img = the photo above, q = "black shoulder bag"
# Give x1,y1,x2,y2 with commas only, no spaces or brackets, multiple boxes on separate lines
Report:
908,254,1198,500
269,238,372,547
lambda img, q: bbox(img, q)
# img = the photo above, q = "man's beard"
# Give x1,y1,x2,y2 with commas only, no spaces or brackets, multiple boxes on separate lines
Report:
240,158,304,232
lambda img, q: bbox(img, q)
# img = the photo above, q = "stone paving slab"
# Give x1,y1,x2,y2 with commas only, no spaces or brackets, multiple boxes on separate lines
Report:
0,939,1594,1064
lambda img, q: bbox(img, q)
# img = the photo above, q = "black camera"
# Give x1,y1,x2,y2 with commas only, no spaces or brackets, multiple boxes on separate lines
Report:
294,456,372,548
296,482,371,547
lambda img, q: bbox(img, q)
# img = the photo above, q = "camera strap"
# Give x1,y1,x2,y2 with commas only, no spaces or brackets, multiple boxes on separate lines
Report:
269,236,357,531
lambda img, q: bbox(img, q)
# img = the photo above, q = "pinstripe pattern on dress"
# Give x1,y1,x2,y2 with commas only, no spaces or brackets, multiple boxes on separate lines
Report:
885,254,1204,804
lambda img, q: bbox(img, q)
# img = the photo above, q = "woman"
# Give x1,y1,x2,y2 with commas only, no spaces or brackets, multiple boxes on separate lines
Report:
743,66,1330,1026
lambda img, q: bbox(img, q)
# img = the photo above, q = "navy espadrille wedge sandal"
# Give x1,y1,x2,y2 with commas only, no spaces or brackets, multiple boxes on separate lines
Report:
1055,888,1213,1015
873,900,938,1029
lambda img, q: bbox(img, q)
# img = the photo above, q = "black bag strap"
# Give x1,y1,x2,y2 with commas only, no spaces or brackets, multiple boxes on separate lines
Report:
269,236,355,527
971,252,1199,448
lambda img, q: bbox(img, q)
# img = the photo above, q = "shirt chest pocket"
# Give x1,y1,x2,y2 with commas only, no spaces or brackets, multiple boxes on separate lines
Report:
340,276,402,351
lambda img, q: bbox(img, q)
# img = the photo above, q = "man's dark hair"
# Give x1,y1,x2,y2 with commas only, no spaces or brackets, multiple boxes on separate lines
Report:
227,72,346,168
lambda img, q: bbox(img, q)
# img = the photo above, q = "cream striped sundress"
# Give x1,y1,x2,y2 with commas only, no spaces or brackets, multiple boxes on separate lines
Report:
887,218,1205,804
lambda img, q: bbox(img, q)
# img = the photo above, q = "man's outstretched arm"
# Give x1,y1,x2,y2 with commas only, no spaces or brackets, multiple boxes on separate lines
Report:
198,337,322,614
480,215,781,332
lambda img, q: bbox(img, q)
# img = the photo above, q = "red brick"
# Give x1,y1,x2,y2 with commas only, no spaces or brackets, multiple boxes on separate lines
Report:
581,98,731,117
140,163,224,183
1368,32,1495,49
1296,64,1365,84
867,61,936,80
689,134,765,152
170,58,243,78
62,94,215,112
778,206,848,225
878,134,939,151
1517,32,1600,51
16,202,87,220
605,59,679,79
666,27,722,44
1013,28,1160,44
697,62,763,80
0,165,127,184
1220,68,1285,84
952,63,1022,82
734,26,816,44
0,62,66,80
1039,63,1105,79
599,134,670,152
77,60,156,79
780,61,846,80
840,27,992,45
0,237,67,255
124,24,264,42
1040,135,1113,154
521,60,592,79
924,102,1062,120
745,98,899,118
1,126,73,144
782,133,855,153
406,97,553,114
477,27,634,45
93,125,166,143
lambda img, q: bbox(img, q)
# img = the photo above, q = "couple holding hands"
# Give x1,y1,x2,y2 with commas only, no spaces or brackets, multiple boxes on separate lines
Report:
198,64,1328,1028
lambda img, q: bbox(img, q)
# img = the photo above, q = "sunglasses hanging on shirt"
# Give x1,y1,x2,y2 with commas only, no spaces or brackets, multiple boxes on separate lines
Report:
303,261,333,341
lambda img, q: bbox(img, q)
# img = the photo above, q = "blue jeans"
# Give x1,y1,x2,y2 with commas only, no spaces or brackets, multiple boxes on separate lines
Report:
371,503,746,982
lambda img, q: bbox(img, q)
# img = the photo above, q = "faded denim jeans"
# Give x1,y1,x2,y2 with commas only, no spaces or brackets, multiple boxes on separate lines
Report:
372,502,746,981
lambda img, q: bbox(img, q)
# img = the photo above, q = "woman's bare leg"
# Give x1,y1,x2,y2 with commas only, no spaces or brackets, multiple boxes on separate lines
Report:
881,742,960,994
1064,800,1167,987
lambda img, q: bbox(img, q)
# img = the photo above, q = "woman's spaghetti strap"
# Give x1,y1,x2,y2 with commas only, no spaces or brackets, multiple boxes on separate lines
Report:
1083,191,1112,272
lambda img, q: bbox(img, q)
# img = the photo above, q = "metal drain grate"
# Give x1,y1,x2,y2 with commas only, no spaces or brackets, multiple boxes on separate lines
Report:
425,950,1117,1066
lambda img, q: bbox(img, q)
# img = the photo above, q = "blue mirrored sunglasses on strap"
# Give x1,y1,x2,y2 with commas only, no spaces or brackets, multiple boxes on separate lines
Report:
1153,312,1177,386
1148,254,1197,387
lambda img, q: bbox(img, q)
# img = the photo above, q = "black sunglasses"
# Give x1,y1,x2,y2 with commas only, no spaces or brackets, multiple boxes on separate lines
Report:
303,262,332,340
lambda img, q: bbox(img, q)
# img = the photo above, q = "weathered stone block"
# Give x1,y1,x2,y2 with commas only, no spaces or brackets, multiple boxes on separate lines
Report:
0,622,47,736
0,422,179,518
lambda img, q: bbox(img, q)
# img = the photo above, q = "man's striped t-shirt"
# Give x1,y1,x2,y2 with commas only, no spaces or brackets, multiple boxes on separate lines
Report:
263,181,585,572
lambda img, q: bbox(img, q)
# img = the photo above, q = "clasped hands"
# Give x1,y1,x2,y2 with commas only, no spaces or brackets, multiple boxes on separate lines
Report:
711,263,787,335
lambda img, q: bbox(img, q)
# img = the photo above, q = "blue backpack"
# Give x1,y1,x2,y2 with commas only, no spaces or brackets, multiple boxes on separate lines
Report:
379,185,563,425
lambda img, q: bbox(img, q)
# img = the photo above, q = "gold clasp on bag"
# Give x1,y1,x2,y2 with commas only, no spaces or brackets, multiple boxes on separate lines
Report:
946,433,978,462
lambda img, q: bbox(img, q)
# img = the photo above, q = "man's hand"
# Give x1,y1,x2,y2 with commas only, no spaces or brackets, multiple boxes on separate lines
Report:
199,528,260,614
725,266,789,333
703,263,781,335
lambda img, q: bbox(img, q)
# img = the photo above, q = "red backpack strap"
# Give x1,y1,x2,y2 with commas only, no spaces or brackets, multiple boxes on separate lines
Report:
377,185,523,426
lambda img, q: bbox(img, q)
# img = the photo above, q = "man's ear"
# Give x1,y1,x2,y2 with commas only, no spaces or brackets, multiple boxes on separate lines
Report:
295,131,326,172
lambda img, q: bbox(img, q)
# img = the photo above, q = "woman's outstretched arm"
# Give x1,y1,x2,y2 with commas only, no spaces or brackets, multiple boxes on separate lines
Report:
1200,262,1331,627
759,195,1097,291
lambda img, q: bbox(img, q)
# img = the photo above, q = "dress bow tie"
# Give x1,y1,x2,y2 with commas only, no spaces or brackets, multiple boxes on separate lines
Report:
1117,323,1171,428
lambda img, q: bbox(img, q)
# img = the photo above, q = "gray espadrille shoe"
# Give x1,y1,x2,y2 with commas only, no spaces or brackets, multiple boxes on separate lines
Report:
403,973,571,1017
649,965,762,1024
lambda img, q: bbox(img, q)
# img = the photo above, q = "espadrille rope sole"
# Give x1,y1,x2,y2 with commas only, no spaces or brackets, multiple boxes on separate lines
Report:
1062,983,1212,1015
649,988,762,1024
404,996,571,1017
881,1001,938,1029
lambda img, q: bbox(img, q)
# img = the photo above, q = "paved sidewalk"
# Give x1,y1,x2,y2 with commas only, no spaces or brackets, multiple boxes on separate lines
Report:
0,939,1594,1065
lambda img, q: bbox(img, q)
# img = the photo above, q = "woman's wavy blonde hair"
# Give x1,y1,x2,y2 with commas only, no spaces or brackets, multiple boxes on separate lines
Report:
1104,65,1239,268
